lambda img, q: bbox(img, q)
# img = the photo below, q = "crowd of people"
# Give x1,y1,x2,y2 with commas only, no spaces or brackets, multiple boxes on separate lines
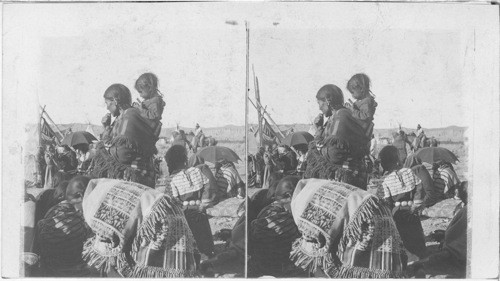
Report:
247,73,467,278
24,72,245,277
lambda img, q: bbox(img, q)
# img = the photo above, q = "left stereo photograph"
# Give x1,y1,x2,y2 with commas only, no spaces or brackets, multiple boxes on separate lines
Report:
3,3,246,278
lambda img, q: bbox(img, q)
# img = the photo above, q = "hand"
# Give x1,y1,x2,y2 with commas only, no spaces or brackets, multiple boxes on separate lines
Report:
132,102,140,108
101,113,111,127
313,113,324,127
344,102,353,109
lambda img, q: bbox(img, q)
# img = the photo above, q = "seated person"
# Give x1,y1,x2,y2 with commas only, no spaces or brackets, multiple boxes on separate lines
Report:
35,176,97,277
165,145,215,258
248,176,306,277
34,172,72,225
407,181,468,278
215,160,245,199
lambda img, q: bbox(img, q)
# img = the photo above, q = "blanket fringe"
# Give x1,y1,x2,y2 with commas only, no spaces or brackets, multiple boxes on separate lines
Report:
132,196,178,252
289,238,336,274
328,265,407,278
338,195,382,253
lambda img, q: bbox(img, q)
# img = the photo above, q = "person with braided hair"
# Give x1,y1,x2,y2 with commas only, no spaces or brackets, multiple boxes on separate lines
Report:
89,83,157,187
133,72,166,139
307,84,370,189
345,73,378,138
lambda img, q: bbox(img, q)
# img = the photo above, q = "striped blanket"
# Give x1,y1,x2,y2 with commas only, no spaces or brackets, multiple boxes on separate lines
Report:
249,202,304,277
37,202,91,267
290,178,407,278
82,178,199,277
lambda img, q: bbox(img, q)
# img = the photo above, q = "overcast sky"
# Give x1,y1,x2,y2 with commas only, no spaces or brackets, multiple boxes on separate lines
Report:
3,2,494,129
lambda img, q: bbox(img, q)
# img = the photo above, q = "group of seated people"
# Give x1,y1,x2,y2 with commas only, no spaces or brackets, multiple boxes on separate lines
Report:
24,74,245,277
247,79,467,278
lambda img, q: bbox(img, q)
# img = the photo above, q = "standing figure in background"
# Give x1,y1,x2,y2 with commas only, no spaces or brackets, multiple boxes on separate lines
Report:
262,145,275,189
254,146,265,187
393,130,413,165
37,146,47,187
413,124,427,152
43,145,59,189
192,123,205,153
133,72,166,140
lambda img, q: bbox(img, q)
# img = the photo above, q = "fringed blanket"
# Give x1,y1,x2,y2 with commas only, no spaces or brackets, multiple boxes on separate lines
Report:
304,143,367,190
87,144,155,188
82,179,199,278
290,178,407,278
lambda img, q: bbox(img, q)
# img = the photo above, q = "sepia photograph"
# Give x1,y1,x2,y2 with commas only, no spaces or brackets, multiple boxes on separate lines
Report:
1,1,499,279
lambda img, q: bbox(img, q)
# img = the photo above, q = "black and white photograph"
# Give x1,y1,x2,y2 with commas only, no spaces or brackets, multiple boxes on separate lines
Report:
5,3,247,278
242,2,498,279
1,1,499,279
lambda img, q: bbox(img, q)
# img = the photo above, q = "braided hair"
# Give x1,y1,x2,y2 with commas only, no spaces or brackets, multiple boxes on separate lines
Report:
103,84,132,110
347,73,375,98
135,72,164,99
316,84,345,110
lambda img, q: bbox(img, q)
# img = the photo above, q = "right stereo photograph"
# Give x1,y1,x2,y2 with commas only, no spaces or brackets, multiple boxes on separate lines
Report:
244,2,498,279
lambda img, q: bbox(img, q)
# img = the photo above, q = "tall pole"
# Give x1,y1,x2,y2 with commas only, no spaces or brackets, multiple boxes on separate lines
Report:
244,20,249,277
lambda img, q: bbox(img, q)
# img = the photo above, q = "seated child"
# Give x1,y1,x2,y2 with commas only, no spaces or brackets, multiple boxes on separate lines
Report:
345,73,378,138
133,72,166,138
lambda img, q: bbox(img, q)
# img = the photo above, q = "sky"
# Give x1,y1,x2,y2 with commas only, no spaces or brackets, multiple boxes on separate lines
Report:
2,2,495,130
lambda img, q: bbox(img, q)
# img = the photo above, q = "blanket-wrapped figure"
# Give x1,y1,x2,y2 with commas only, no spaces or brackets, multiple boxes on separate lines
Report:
290,178,408,278
81,178,199,277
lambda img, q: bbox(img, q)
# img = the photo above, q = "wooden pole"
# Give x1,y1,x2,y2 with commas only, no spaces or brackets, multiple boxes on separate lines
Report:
253,66,263,147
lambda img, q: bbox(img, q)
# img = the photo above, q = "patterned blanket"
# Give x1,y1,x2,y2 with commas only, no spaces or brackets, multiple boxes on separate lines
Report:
82,178,199,277
290,178,407,278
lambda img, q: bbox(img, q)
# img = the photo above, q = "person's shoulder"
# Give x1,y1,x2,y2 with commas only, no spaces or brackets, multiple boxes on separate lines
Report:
336,108,352,117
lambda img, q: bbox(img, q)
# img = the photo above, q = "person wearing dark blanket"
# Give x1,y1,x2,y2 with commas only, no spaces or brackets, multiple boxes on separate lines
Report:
407,181,468,278
379,145,427,261
165,145,215,258
88,83,157,187
35,176,97,277
308,84,370,189
248,176,306,277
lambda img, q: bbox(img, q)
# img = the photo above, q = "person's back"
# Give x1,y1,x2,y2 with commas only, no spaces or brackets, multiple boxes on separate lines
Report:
215,162,242,197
